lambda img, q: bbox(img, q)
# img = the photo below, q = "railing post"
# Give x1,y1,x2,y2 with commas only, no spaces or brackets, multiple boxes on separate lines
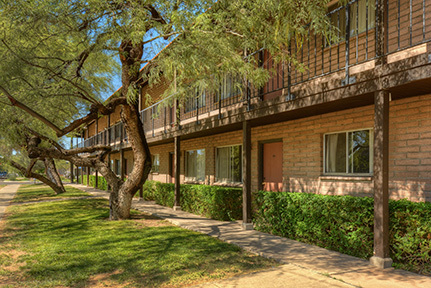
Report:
152,106,155,137
164,106,167,133
375,0,387,65
286,41,293,101
174,136,181,211
242,120,252,230
196,93,199,124
176,99,180,127
218,84,222,119
343,2,351,85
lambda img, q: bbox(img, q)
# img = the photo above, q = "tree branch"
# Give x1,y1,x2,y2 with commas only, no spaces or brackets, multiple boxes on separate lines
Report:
0,85,64,135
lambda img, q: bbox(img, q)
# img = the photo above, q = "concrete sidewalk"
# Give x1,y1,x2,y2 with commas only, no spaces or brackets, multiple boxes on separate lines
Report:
0,184,19,221
72,184,431,288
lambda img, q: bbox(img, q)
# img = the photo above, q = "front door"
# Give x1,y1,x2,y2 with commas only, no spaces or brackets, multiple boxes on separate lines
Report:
263,141,283,192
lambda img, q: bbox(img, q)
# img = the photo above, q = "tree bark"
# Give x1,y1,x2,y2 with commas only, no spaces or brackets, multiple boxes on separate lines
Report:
9,160,65,195
44,158,66,194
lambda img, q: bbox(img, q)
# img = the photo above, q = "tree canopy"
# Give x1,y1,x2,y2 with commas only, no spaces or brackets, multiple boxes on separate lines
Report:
0,0,338,219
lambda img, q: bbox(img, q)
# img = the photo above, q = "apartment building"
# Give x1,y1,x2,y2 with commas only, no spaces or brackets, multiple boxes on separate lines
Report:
73,0,431,267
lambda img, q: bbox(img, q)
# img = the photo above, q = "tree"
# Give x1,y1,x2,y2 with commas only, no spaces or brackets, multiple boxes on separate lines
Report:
0,0,335,219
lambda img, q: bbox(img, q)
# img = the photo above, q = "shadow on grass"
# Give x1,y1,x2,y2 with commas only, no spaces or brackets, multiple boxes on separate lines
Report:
11,184,91,203
1,198,275,287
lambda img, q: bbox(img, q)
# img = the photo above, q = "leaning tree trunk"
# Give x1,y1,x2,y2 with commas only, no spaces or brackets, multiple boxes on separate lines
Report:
44,158,65,194
9,160,66,195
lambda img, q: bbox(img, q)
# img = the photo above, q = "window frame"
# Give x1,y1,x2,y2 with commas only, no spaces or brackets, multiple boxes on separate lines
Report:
326,0,376,47
323,128,373,176
184,149,206,182
215,144,243,184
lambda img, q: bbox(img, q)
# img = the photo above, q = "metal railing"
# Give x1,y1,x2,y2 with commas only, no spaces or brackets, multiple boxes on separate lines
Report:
75,0,431,149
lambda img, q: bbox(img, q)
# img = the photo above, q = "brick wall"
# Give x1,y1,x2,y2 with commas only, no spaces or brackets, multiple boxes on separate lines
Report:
104,94,431,202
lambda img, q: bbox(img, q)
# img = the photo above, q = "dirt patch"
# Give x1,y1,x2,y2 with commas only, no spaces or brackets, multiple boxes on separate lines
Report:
130,212,173,228
85,270,129,288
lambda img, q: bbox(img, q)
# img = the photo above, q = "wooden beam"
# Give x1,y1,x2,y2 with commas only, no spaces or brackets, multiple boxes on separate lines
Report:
174,136,181,210
242,120,253,230
370,90,392,269
70,137,74,183
95,170,99,189
120,149,124,180
86,167,90,187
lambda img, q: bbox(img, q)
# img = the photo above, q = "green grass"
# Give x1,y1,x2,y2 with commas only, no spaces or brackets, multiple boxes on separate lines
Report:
0,185,276,287
0,185,5,190
11,184,91,203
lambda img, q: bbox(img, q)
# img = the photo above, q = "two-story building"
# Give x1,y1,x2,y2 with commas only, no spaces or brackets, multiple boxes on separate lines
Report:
73,0,431,268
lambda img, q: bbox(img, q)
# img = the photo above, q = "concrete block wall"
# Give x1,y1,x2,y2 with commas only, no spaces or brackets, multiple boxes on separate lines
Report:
104,94,431,202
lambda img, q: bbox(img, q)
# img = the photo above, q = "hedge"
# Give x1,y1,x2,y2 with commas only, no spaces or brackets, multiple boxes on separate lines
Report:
141,181,242,221
253,191,431,275
80,175,107,191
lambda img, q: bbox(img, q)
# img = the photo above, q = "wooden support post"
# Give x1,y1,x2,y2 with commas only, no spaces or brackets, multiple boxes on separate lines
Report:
80,167,83,184
76,167,79,183
139,186,144,201
174,136,181,211
70,137,74,183
95,170,99,189
106,154,111,191
242,120,253,230
370,90,392,269
120,149,124,180
86,167,90,187
70,162,74,184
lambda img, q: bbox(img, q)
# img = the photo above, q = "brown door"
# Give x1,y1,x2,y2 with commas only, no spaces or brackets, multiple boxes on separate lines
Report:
169,152,175,183
263,142,283,192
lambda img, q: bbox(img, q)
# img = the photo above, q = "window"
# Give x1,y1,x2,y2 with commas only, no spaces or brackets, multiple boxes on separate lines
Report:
215,75,241,102
184,90,206,113
185,149,205,182
216,145,242,183
324,129,373,175
115,159,120,176
327,0,375,45
152,154,160,173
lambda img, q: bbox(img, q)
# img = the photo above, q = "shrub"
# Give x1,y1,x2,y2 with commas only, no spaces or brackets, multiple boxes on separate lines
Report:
141,181,242,221
253,191,431,275
84,175,107,190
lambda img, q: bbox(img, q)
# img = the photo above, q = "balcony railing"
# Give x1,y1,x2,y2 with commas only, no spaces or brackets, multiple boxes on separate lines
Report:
75,0,431,149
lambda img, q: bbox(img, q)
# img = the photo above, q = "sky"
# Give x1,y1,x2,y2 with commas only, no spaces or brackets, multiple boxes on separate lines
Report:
100,36,170,101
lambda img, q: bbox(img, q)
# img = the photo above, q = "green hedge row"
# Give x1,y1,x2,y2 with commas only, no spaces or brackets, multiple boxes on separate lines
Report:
142,181,242,221
79,175,107,190
253,191,431,275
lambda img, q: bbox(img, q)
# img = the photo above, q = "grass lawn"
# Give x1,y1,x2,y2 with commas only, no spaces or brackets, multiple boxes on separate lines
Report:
0,185,276,287
11,184,91,203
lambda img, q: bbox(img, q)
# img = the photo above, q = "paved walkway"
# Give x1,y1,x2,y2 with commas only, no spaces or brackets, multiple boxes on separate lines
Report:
32,184,431,287
0,183,19,221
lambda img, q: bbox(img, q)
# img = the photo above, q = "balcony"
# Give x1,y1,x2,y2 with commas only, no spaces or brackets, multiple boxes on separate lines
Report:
76,0,431,149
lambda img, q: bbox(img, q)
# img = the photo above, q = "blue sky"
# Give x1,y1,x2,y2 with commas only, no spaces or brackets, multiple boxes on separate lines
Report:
100,37,169,101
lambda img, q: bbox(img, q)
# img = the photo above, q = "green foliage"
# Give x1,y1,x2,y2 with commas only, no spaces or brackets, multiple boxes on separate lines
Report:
1,185,275,287
82,175,87,186
389,200,431,274
142,181,242,221
87,175,107,190
253,191,431,275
